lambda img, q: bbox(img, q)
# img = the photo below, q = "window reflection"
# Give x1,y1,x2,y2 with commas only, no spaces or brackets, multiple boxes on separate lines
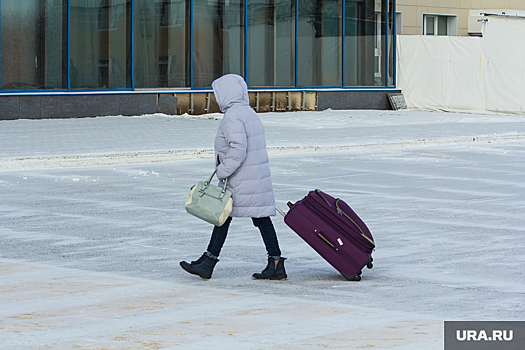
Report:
247,0,294,87
0,0,394,91
1,0,66,90
70,0,131,89
298,0,342,87
344,0,375,86
135,0,189,88
193,0,244,87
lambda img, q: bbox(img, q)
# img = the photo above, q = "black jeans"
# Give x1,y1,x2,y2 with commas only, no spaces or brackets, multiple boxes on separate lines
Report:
206,216,282,258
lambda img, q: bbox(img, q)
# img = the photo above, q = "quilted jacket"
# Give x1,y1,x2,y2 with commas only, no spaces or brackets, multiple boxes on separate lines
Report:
212,74,276,217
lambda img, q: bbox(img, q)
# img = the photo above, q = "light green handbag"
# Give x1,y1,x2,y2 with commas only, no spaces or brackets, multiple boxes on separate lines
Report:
185,169,233,227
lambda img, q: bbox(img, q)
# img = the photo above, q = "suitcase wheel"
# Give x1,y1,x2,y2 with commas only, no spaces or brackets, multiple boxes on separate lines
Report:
366,256,374,269
341,272,362,282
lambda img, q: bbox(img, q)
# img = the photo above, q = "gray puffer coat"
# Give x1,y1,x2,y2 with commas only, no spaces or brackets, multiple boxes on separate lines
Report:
212,74,276,218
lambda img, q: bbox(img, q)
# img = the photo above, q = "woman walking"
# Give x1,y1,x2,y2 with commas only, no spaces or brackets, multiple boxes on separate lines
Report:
180,74,286,280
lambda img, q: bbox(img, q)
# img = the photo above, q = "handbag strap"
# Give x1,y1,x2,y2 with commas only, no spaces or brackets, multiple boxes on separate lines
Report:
202,169,229,199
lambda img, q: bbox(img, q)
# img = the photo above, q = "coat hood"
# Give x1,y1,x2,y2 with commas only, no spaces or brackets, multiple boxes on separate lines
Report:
212,74,250,113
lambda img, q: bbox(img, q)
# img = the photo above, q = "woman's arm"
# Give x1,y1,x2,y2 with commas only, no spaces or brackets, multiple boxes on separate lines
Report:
216,117,247,180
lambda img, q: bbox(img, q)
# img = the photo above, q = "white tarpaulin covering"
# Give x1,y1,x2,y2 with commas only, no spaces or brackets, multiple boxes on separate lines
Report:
397,16,525,115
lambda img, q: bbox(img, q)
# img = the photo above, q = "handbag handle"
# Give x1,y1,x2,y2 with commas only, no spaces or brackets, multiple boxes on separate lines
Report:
201,169,229,199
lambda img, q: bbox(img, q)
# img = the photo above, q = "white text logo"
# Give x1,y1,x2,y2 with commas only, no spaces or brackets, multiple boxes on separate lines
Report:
456,330,513,342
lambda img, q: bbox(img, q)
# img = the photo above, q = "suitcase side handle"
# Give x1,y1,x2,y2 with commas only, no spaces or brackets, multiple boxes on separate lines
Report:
314,229,338,251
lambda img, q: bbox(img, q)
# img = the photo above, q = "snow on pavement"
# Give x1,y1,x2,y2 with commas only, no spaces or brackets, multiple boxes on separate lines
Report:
1,110,524,349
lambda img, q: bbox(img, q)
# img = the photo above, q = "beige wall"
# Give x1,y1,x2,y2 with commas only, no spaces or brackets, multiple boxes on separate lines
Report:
397,0,525,35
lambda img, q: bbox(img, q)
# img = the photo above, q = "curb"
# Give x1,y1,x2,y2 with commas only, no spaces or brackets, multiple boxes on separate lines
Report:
1,134,523,170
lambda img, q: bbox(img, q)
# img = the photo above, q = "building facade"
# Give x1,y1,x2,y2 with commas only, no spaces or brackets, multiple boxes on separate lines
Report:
0,0,398,119
396,0,525,36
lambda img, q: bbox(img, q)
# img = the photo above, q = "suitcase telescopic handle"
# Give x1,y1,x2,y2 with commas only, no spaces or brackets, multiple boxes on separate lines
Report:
276,202,294,217
314,229,338,251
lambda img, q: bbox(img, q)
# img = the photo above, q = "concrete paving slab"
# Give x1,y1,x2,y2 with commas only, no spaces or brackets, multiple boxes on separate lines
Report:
1,260,443,350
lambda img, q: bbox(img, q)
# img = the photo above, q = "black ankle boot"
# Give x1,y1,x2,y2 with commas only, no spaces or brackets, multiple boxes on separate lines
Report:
252,257,287,280
180,252,218,280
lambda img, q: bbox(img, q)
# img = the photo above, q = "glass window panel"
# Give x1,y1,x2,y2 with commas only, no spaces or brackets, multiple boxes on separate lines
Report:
247,0,294,87
374,0,395,87
1,0,66,90
298,0,342,87
387,0,394,86
134,0,189,88
375,0,386,86
438,16,448,35
425,16,435,35
344,0,376,86
193,0,244,88
70,0,131,89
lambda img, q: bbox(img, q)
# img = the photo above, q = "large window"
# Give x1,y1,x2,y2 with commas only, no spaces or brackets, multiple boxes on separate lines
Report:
0,0,395,91
70,0,132,89
247,0,295,87
193,0,244,88
134,0,189,88
1,0,66,90
298,0,342,87
344,0,375,86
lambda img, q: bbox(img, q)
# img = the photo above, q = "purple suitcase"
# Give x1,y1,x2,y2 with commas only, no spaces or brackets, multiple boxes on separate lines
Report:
284,189,375,281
